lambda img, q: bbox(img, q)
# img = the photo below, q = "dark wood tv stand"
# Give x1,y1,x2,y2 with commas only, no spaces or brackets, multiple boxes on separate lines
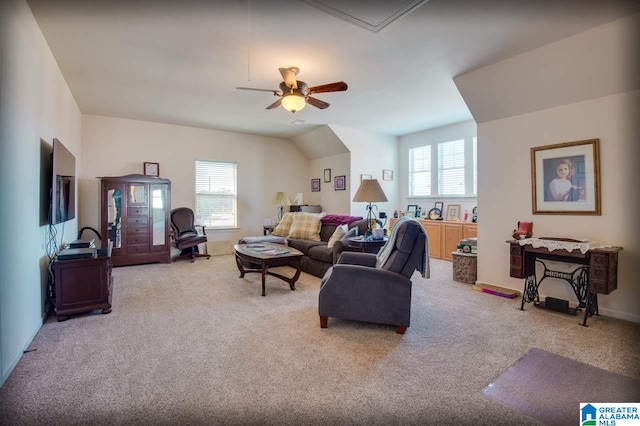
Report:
52,242,113,321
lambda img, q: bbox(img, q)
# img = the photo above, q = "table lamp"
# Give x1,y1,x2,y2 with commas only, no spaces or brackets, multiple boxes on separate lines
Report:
352,179,388,235
272,192,291,222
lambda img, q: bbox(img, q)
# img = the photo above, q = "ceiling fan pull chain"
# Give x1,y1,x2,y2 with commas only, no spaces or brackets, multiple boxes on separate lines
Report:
247,0,251,82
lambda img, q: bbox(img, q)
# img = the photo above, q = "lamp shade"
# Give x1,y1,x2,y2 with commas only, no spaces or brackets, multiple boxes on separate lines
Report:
352,179,388,203
281,93,306,113
272,192,291,206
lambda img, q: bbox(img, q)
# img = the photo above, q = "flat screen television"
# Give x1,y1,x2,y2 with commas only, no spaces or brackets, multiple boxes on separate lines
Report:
50,138,76,225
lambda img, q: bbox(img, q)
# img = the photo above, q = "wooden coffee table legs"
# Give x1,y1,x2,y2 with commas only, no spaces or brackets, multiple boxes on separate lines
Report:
235,253,302,296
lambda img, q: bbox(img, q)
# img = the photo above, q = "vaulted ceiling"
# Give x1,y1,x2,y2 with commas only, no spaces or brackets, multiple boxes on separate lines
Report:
27,0,640,139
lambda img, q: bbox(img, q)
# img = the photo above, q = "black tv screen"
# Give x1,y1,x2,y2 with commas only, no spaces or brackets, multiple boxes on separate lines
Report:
51,138,76,225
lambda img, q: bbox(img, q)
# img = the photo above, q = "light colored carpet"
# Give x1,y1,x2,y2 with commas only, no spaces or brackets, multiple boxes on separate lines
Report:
1,256,639,425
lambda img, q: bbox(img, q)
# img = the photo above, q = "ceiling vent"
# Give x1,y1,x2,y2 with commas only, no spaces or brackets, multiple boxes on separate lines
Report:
297,0,428,33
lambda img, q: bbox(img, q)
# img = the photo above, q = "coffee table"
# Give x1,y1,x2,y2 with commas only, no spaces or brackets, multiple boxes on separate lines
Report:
234,243,304,296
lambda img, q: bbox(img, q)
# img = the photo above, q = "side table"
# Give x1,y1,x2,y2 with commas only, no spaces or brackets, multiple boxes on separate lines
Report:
347,237,388,253
52,242,113,321
452,251,477,284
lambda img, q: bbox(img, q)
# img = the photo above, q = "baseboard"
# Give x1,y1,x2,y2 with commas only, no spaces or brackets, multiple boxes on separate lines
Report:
597,307,640,324
1,318,42,388
483,281,640,324
208,240,232,256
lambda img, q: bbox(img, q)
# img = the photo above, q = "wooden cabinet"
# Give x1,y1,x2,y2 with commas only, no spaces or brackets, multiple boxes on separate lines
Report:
463,223,477,239
52,246,113,321
441,222,463,261
421,221,441,259
390,218,477,261
100,174,171,266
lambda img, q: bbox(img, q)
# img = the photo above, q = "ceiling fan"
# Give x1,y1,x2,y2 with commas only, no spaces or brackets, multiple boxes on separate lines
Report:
236,67,348,113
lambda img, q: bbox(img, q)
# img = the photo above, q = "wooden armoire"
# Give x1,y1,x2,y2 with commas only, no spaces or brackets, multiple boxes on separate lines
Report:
100,174,171,266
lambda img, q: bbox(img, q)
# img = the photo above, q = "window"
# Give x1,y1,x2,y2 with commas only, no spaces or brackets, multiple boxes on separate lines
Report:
409,138,476,197
438,139,465,195
473,137,477,196
195,160,237,228
409,145,432,196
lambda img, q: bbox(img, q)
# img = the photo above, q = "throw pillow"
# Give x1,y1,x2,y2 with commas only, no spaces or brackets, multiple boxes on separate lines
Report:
327,224,348,248
271,212,294,237
287,212,322,241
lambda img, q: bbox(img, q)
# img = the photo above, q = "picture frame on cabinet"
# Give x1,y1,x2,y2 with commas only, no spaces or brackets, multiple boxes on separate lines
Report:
143,162,159,176
446,204,461,221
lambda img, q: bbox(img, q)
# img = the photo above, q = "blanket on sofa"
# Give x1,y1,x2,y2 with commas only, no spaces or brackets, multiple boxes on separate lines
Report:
320,215,363,226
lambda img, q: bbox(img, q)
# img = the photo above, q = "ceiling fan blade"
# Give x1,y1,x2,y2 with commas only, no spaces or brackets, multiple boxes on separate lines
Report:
266,98,283,110
307,81,348,94
279,67,299,89
236,87,280,95
306,96,330,109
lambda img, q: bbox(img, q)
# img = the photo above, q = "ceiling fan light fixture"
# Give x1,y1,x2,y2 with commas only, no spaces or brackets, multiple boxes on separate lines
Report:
281,93,306,113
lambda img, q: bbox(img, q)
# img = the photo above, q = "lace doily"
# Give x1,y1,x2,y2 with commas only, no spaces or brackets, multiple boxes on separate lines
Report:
517,238,604,254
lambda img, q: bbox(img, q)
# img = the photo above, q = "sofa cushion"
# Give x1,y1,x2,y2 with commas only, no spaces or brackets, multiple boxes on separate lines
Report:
271,212,294,237
287,212,322,241
288,239,325,256
327,224,348,248
308,244,334,263
319,224,338,242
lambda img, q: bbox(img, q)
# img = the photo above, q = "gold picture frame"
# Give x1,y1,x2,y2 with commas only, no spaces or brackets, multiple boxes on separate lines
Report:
531,139,600,215
446,204,461,221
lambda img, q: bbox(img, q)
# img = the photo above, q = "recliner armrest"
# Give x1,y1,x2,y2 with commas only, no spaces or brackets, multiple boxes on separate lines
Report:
336,251,377,267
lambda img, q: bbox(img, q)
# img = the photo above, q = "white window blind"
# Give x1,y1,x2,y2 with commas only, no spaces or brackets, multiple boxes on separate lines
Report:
473,137,477,196
438,139,465,196
408,137,476,198
195,160,237,228
409,145,431,196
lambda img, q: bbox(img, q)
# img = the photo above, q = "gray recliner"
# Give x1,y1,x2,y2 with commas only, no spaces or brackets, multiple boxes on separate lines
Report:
318,218,428,334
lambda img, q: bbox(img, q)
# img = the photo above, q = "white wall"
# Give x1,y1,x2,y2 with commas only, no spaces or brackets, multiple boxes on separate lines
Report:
0,0,82,386
329,125,399,225
80,115,310,252
456,14,640,322
479,91,640,322
309,153,351,214
290,125,352,213
399,120,477,219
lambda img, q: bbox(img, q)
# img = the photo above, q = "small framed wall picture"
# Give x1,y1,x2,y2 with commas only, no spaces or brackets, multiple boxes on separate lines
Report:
311,178,321,192
144,162,159,176
324,168,332,183
334,175,346,191
361,174,372,181
382,169,393,181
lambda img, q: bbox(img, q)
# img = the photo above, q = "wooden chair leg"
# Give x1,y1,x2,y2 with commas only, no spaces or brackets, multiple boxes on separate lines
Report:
396,325,407,335
320,316,328,329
